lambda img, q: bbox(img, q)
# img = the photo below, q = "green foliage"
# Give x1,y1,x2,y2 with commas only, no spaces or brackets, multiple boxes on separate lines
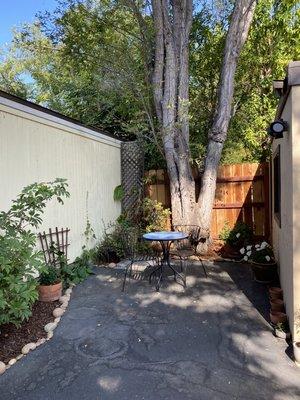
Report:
240,242,274,264
96,220,133,262
219,221,253,248
1,1,300,167
61,248,93,287
0,179,69,326
275,321,289,333
39,267,61,286
137,198,171,233
96,197,170,262
113,185,125,202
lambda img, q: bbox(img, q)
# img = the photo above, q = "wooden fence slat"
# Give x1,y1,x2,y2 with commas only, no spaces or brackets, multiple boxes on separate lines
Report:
145,162,271,240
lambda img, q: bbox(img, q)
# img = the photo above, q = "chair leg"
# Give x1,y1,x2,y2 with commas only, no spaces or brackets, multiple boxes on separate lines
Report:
122,262,133,292
198,256,207,278
183,258,187,287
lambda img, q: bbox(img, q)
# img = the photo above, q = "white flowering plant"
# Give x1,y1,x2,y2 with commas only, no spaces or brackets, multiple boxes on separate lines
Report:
239,242,274,264
219,221,253,248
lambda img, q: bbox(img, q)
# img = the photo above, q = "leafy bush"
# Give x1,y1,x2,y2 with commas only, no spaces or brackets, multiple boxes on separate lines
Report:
0,179,69,327
219,221,253,248
61,248,93,287
136,198,171,233
96,197,170,263
240,242,274,264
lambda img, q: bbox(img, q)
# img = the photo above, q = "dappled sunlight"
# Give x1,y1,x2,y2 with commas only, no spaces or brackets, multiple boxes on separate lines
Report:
2,261,299,400
97,376,122,392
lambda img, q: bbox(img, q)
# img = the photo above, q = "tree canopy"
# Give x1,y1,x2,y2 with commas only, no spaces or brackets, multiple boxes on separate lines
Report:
0,0,299,168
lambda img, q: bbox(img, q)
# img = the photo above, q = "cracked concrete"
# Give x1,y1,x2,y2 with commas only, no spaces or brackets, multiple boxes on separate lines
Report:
1,261,300,399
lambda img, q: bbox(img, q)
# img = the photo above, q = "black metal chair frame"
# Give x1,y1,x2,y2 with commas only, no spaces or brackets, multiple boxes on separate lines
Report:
148,238,186,291
122,230,161,292
172,224,207,278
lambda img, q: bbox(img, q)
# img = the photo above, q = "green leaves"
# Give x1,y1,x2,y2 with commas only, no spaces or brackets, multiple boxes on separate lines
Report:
113,185,125,202
1,1,300,167
0,178,69,327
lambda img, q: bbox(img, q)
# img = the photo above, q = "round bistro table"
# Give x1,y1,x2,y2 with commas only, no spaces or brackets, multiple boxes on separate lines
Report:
143,231,188,291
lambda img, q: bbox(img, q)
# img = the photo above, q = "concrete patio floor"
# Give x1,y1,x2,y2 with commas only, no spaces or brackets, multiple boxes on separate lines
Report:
1,261,300,400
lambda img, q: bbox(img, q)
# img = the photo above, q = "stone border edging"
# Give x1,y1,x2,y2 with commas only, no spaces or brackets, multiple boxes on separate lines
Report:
0,284,74,375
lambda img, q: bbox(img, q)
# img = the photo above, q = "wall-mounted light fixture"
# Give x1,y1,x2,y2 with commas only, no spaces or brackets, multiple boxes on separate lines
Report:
268,119,288,139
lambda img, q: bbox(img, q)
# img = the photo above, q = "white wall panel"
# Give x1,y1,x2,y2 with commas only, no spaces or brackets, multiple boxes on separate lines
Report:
0,102,121,261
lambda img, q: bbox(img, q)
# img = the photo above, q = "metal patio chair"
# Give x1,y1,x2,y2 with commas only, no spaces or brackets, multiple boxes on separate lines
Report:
172,224,207,278
122,229,161,292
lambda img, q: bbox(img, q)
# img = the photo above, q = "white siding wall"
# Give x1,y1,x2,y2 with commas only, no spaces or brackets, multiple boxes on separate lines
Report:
0,100,121,262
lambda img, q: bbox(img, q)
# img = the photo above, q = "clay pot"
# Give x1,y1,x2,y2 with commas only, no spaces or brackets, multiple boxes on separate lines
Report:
270,298,284,312
251,262,277,283
293,342,300,363
270,311,287,325
269,287,283,300
38,281,62,302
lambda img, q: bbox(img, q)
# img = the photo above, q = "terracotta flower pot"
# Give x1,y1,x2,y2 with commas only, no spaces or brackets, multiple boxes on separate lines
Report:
269,287,283,300
293,342,300,363
38,281,62,302
251,262,277,283
270,298,284,312
270,311,287,325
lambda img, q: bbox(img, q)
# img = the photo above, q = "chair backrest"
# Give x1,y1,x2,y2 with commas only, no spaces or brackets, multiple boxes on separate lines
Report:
173,224,202,252
120,227,140,259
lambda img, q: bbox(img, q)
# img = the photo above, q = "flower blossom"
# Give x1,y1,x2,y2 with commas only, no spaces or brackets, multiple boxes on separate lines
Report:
247,251,251,256
236,233,241,238
246,245,252,250
265,255,271,262
240,248,245,254
243,256,248,261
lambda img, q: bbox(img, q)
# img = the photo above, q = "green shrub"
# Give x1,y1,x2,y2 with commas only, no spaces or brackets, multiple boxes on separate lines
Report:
96,198,170,263
135,198,171,233
219,221,253,248
61,248,93,287
0,179,69,327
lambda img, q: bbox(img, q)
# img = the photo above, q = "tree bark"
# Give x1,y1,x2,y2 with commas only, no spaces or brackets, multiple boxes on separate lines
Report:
152,0,195,225
197,0,257,241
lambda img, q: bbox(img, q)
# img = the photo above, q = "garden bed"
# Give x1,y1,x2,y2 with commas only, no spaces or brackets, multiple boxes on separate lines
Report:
0,300,59,364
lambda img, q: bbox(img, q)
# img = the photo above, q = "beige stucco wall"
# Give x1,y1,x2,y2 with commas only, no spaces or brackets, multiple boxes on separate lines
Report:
0,99,121,262
291,85,300,340
272,85,300,340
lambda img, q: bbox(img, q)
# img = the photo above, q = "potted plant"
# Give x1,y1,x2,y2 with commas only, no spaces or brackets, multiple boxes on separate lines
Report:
38,244,66,302
240,242,277,283
219,222,253,258
38,267,62,302
273,322,291,340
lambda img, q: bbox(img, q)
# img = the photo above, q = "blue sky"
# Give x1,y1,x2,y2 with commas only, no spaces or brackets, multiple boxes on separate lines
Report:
0,0,57,48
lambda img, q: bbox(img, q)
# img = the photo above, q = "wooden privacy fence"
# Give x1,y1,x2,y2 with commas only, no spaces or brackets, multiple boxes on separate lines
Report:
145,163,270,239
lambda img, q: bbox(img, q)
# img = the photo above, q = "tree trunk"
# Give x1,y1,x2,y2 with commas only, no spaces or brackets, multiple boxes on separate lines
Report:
152,0,195,225
197,0,257,241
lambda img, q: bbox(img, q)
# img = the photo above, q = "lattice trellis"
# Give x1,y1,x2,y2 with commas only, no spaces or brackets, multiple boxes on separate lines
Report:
121,140,144,216
38,227,70,266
